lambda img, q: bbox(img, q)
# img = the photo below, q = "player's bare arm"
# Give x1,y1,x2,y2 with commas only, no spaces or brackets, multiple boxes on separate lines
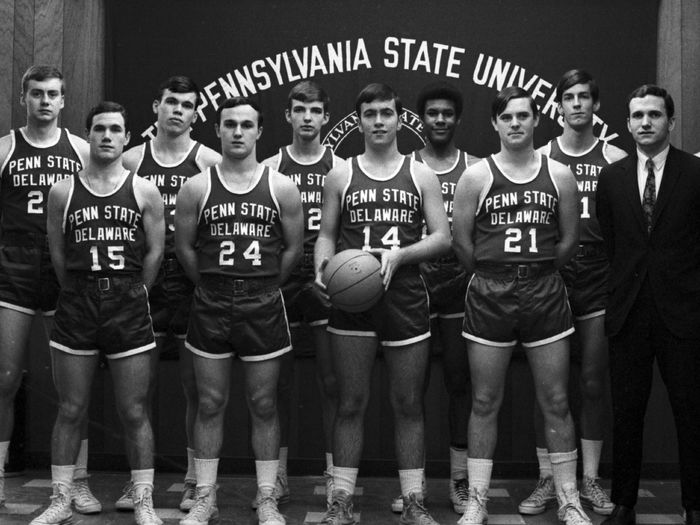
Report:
121,143,146,172
0,134,13,173
68,134,90,167
196,145,222,169
134,176,165,288
603,142,628,163
549,160,579,268
46,178,72,286
452,162,490,273
262,151,281,170
175,172,207,283
271,171,303,284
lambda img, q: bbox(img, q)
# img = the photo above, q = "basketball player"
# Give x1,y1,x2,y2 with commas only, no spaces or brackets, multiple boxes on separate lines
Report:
261,80,342,507
314,83,450,525
175,96,302,525
519,70,626,517
120,76,221,512
452,87,589,525
31,101,164,525
0,65,101,514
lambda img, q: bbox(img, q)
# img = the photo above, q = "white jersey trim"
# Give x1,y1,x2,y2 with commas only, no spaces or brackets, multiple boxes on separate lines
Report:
339,161,353,213
284,145,329,166
408,158,424,203
62,176,76,233
216,163,265,195
491,154,542,185
108,341,157,360
80,169,130,198
547,156,561,199
521,326,575,348
475,160,494,215
555,137,600,157
65,129,86,168
149,139,197,168
268,168,283,218
49,340,100,356
133,143,147,174
0,130,17,179
196,169,212,224
357,154,405,181
18,127,62,149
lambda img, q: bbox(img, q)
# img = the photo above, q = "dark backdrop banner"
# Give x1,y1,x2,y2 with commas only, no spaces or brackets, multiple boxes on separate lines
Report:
108,0,658,159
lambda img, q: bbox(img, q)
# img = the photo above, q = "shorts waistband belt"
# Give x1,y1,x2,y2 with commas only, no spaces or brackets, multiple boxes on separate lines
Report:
475,262,555,279
162,257,182,273
65,272,143,292
199,274,279,295
575,244,607,258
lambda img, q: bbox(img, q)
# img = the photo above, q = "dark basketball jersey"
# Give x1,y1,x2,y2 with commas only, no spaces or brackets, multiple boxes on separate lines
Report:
545,138,612,244
135,141,203,255
197,165,283,278
474,155,559,264
276,146,334,253
339,156,423,256
63,171,145,273
0,128,84,235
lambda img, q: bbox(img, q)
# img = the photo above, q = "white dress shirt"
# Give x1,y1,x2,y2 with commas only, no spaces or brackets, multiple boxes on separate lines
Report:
636,145,669,203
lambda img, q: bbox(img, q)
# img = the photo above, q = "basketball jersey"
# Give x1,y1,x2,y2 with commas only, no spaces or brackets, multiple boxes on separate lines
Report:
474,155,559,264
276,146,334,253
0,128,84,235
135,140,203,255
545,138,613,244
63,171,145,273
197,165,283,278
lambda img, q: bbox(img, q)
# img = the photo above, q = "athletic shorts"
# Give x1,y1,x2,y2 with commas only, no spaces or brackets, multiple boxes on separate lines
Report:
50,273,156,359
463,263,574,348
559,245,609,321
282,253,329,328
328,267,430,347
149,258,194,338
0,232,59,315
420,259,469,318
185,275,292,361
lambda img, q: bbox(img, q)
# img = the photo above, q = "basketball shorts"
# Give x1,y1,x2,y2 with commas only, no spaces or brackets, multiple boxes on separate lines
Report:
149,258,194,338
328,267,430,347
420,259,469,319
463,263,574,348
559,245,609,321
0,232,59,315
50,273,156,359
282,253,329,328
185,275,292,361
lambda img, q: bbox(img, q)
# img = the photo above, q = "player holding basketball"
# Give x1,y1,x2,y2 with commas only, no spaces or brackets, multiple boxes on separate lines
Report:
261,80,342,507
519,70,626,517
0,65,101,513
175,96,302,525
32,101,165,525
314,83,450,525
452,87,589,525
120,76,221,513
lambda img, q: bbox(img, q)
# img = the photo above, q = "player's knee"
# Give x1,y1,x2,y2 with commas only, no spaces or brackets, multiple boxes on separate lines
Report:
247,392,276,421
117,400,148,427
198,390,228,418
471,389,502,418
336,392,368,420
0,366,23,398
56,398,88,426
579,373,605,401
539,388,570,419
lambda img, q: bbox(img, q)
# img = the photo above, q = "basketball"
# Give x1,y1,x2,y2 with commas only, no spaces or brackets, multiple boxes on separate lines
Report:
322,249,384,312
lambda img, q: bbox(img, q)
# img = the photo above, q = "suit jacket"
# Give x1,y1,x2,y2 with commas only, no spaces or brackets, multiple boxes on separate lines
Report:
596,145,700,338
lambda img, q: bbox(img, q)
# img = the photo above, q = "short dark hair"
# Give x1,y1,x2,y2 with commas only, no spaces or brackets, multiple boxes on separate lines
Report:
416,82,463,119
21,65,64,95
216,96,263,126
355,83,403,118
555,69,599,103
491,86,538,120
626,84,675,119
156,75,202,108
85,101,129,131
287,80,329,112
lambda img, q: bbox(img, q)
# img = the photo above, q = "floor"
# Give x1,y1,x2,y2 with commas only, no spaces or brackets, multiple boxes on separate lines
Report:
0,471,687,524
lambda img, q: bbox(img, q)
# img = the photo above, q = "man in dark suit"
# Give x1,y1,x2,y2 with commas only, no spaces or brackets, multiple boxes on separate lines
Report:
596,84,700,525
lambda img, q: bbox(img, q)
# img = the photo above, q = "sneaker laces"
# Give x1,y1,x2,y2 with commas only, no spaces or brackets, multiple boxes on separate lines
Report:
405,493,437,525
134,491,159,521
71,478,96,503
582,477,608,504
119,482,135,501
527,477,554,504
257,495,283,521
559,500,591,525
462,488,488,521
186,488,213,518
453,478,470,502
41,487,71,520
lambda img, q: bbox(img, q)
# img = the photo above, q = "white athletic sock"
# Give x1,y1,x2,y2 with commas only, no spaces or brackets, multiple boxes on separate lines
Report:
185,448,196,482
0,441,9,477
325,452,333,471
256,460,279,494
73,439,89,480
550,450,578,496
581,439,602,479
399,468,424,498
333,466,358,496
194,458,219,488
467,457,492,496
278,447,288,476
51,464,75,488
132,468,155,492
537,447,552,478
450,446,468,480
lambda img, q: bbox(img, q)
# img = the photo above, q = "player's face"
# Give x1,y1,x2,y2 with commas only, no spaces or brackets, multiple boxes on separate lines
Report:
21,78,64,124
627,95,675,153
87,112,130,163
358,98,401,147
558,83,599,130
216,105,262,160
492,97,538,150
421,99,459,146
286,100,328,141
153,89,198,136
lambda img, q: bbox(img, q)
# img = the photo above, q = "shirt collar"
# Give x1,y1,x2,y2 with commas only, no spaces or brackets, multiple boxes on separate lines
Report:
637,145,670,171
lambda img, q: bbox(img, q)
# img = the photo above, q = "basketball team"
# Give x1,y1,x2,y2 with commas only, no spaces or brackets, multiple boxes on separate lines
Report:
1,65,699,525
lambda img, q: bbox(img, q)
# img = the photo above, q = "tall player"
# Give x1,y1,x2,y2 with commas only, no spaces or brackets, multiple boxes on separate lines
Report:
314,83,450,525
32,101,164,525
519,70,626,517
0,65,101,513
452,87,589,525
261,80,342,507
175,97,302,525
120,76,221,512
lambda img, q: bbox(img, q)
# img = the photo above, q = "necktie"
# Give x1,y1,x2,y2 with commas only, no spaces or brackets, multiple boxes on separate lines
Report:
642,158,656,233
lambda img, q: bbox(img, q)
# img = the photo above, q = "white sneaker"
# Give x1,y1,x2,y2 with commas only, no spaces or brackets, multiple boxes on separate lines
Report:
134,485,163,525
458,487,488,525
557,488,592,525
179,479,197,512
391,476,428,513
0,473,5,507
450,478,470,514
400,492,439,525
321,489,356,525
70,477,102,514
30,483,72,525
518,476,556,515
180,485,219,525
324,469,334,507
257,493,286,524
579,476,614,515
115,481,135,511
251,473,290,509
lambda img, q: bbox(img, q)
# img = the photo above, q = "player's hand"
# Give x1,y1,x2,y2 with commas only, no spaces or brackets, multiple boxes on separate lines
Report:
313,258,331,307
367,248,403,289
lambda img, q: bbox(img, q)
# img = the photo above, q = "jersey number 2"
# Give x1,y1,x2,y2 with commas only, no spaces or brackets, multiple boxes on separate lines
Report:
27,191,43,214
